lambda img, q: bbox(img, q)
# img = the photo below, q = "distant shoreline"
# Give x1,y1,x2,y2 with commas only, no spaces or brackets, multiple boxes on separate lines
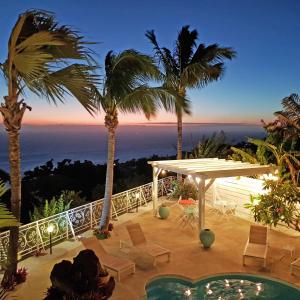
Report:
0,122,262,127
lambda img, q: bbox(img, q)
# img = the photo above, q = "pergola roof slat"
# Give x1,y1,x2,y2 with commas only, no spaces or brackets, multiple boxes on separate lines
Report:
148,158,277,179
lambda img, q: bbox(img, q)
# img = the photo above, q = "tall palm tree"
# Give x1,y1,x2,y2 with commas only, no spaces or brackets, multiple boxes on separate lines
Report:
146,26,236,160
95,50,181,230
0,10,98,282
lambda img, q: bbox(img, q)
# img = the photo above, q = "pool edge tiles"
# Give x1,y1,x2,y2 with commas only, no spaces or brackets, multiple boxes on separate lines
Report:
144,273,300,300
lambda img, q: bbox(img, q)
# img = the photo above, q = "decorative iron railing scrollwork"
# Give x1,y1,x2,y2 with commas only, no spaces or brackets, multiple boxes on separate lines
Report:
0,176,175,262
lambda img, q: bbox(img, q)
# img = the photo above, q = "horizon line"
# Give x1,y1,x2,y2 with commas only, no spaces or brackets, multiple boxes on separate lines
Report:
14,121,263,126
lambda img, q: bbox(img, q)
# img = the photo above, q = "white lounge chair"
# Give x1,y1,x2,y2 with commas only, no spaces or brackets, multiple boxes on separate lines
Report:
243,225,268,268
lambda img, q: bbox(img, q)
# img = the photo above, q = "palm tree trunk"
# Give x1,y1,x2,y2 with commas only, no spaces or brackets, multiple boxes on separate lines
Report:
99,111,118,230
4,130,21,279
0,95,28,285
177,86,186,161
177,109,183,160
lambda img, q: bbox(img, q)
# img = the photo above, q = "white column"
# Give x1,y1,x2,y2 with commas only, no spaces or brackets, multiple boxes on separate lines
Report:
152,167,161,215
197,178,206,231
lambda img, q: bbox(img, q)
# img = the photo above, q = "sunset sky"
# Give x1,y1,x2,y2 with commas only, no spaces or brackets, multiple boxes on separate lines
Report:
0,0,299,125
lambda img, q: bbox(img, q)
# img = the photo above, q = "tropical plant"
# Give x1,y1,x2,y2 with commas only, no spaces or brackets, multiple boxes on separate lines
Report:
0,181,6,199
30,193,73,221
146,26,236,160
171,181,197,200
187,131,230,159
0,181,19,228
262,94,300,144
231,138,300,185
245,180,300,231
93,50,181,230
275,94,300,134
0,10,98,281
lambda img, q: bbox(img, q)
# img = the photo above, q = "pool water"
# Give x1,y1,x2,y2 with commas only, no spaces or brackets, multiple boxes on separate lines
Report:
145,273,300,299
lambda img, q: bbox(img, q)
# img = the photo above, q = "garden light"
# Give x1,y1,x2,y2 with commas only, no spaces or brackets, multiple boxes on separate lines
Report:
47,224,54,254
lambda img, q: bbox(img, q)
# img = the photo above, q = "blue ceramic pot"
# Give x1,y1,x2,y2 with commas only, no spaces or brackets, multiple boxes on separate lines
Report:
158,206,170,219
199,229,215,248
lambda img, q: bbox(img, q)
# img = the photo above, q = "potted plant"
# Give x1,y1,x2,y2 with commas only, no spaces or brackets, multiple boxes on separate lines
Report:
94,223,114,240
158,202,170,219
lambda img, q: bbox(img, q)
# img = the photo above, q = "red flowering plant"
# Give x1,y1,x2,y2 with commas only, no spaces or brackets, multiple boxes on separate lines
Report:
245,180,300,231
15,267,28,284
94,223,114,240
1,267,28,290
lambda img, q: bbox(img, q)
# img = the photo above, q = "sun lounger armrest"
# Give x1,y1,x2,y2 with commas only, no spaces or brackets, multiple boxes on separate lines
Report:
243,238,249,254
119,239,132,249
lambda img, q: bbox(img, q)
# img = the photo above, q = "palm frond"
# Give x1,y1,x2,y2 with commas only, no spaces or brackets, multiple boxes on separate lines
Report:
3,9,98,112
230,146,259,164
29,64,98,114
175,25,198,71
181,62,224,88
191,43,236,65
0,204,20,228
104,49,160,99
118,85,160,118
0,181,6,198
275,94,300,130
145,30,178,76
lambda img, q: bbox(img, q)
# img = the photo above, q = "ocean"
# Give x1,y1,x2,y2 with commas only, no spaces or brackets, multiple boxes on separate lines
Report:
0,124,265,172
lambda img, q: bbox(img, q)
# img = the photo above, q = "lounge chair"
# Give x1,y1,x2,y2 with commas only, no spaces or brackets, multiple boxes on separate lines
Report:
291,258,300,276
81,236,135,281
243,225,268,268
126,223,171,266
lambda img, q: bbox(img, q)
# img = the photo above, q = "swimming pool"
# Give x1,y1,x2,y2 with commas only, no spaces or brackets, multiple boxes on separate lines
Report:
145,273,300,299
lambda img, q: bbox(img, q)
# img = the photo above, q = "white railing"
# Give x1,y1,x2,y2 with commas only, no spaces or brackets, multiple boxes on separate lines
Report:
0,176,175,262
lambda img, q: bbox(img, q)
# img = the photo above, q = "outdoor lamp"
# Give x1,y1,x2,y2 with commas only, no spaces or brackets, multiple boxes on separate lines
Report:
47,224,54,254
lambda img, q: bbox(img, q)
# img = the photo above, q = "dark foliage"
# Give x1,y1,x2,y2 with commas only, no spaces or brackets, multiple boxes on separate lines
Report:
0,155,174,224
45,249,115,299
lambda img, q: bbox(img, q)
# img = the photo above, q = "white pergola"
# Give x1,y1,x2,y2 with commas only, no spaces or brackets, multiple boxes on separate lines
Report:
148,158,278,232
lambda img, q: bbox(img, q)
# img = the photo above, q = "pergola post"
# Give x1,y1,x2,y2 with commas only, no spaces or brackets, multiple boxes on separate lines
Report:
197,178,206,231
152,167,161,215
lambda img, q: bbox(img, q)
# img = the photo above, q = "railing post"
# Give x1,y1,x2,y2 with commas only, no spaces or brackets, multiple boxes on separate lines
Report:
126,191,130,212
90,202,94,229
36,221,45,252
140,186,147,206
162,178,168,195
112,198,118,220
66,211,76,238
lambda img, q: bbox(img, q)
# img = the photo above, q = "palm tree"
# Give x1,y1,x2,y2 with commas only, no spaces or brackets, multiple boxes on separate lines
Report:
95,50,180,230
275,94,300,135
0,10,98,282
231,138,300,185
188,131,230,159
146,26,236,160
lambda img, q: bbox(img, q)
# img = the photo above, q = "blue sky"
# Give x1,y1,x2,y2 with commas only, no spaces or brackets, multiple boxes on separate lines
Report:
0,0,299,124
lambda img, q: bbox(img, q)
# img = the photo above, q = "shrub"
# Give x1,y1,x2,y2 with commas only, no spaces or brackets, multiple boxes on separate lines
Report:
30,191,77,221
93,223,113,240
245,180,300,231
45,249,115,299
172,181,197,200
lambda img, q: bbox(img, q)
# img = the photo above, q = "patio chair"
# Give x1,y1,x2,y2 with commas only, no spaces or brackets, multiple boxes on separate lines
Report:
291,258,300,276
126,223,171,266
243,225,268,268
81,236,135,281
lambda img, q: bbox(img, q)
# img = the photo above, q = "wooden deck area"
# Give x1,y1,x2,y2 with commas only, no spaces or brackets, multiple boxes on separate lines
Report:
11,201,300,299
